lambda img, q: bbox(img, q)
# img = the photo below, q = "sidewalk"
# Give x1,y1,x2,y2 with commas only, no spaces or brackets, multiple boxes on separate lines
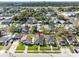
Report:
8,40,19,53
24,46,28,53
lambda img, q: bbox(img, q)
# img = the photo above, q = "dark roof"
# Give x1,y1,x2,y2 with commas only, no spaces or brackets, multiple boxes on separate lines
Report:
23,41,32,45
47,35,54,43
14,34,24,39
1,19,13,24
34,35,45,45
0,36,9,42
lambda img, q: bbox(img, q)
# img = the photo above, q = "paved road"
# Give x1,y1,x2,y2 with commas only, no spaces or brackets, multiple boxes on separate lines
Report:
0,40,79,57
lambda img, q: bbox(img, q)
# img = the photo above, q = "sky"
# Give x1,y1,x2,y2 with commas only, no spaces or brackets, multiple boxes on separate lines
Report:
0,0,79,2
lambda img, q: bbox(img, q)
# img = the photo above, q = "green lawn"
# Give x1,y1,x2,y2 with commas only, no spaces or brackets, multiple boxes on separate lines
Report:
52,46,60,50
15,44,25,53
61,46,67,48
0,46,4,50
28,45,38,50
68,46,74,53
40,45,51,50
39,45,51,53
27,45,38,53
52,46,61,53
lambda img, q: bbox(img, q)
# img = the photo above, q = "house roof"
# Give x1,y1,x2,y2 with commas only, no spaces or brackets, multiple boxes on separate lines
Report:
0,36,9,42
1,19,13,24
34,35,45,45
21,35,32,42
14,34,24,39
47,35,55,43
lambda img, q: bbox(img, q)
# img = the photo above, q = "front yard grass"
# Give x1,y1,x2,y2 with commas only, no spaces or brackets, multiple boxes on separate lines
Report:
67,46,74,53
52,46,61,53
40,45,51,50
28,45,38,50
39,45,51,53
61,46,67,48
52,46,60,50
15,44,25,53
0,46,4,50
27,45,38,53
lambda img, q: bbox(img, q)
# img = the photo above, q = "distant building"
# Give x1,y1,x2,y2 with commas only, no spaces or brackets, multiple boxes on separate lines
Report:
62,12,76,17
27,17,37,24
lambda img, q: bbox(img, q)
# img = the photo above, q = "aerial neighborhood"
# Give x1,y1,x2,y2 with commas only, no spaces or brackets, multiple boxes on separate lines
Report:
0,2,79,57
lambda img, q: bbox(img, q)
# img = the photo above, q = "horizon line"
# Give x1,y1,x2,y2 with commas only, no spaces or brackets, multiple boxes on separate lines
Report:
0,1,79,2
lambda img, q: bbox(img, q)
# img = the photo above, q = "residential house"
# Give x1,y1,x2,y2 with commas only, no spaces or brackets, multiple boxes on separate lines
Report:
47,35,55,45
1,18,13,25
26,17,37,24
21,35,32,45
13,34,24,40
0,36,10,46
34,35,46,45
21,24,30,33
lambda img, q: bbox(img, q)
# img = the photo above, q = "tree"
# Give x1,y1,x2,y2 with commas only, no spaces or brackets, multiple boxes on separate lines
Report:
13,16,18,21
57,15,64,20
49,21,55,31
30,26,36,34
58,7,64,12
67,6,76,12
41,27,50,35
8,23,16,33
57,15,69,21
